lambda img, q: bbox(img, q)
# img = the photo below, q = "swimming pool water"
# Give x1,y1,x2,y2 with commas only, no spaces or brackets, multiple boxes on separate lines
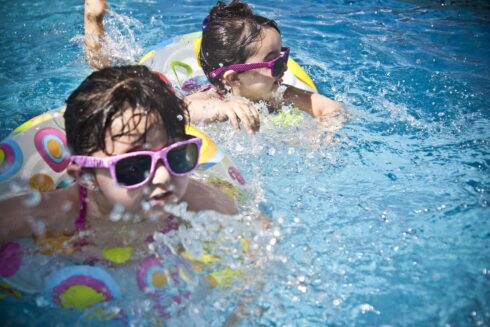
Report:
0,0,489,326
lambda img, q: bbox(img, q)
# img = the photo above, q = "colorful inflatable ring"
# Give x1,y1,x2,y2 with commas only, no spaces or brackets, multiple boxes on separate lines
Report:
140,31,317,93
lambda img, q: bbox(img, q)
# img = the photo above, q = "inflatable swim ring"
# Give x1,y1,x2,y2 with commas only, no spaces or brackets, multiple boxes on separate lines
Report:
0,106,248,320
0,238,209,321
140,31,317,94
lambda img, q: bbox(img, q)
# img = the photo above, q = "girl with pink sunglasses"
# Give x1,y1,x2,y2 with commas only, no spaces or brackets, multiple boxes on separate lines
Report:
84,0,343,134
0,65,237,257
188,0,343,133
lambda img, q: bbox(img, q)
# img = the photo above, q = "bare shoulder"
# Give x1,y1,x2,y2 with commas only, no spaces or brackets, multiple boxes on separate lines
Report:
0,184,80,243
184,179,239,215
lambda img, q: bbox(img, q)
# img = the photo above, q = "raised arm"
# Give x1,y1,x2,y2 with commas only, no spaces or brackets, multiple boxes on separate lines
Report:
84,0,110,70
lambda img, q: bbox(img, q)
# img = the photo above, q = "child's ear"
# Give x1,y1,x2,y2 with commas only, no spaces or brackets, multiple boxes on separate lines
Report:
67,163,98,190
222,70,240,87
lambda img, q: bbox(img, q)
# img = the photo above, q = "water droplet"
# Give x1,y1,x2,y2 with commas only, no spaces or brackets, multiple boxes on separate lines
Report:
23,191,41,207
109,203,124,222
62,201,73,212
27,217,46,236
36,296,49,307
359,303,376,314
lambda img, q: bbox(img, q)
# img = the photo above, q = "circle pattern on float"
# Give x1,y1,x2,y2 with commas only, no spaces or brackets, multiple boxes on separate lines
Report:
29,173,55,192
137,255,169,294
0,139,23,182
34,128,70,173
45,265,121,309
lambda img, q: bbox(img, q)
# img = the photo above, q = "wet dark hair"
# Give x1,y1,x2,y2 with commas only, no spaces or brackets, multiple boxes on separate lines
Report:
64,65,188,155
199,0,280,90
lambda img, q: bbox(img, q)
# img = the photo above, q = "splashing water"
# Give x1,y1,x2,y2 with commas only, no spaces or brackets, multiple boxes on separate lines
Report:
71,9,144,66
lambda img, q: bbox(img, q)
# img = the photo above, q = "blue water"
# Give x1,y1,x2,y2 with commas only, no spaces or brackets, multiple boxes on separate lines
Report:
1,0,489,326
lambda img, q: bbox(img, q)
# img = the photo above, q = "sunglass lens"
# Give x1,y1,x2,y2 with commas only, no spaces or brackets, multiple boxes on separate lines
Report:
272,57,287,77
115,155,152,186
167,143,199,174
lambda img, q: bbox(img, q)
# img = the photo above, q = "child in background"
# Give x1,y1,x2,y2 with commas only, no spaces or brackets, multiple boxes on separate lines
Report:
0,65,237,258
189,0,342,133
83,0,343,134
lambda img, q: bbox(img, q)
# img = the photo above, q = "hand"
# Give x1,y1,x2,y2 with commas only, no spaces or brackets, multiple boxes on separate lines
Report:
317,110,346,133
316,110,346,145
85,0,108,21
84,0,109,69
215,97,260,133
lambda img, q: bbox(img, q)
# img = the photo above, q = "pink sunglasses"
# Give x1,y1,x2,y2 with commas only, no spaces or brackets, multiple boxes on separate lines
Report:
70,137,202,189
209,47,290,78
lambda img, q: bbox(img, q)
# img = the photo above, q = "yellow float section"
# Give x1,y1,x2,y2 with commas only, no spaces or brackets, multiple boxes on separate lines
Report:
101,247,133,264
59,285,106,309
139,32,317,92
181,238,249,288
13,108,65,134
185,125,217,164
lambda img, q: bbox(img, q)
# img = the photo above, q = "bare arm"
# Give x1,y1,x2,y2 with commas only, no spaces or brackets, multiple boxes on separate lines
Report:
283,84,343,118
185,179,239,215
0,186,79,244
84,0,109,70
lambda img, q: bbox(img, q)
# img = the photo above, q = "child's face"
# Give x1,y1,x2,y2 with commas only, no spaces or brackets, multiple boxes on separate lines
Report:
233,27,285,101
89,109,190,215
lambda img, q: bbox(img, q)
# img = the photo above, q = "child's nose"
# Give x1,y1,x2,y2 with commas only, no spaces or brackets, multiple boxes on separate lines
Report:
151,160,172,186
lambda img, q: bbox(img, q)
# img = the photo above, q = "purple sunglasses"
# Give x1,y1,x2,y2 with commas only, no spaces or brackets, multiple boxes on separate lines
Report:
70,137,202,189
209,47,290,78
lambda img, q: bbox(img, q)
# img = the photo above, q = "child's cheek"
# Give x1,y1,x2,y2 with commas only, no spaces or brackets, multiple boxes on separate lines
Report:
173,176,190,200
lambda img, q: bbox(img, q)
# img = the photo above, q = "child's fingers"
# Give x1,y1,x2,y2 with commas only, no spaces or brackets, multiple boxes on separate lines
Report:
225,108,241,131
317,112,345,133
234,104,258,133
246,105,260,131
235,102,260,132
234,111,253,133
223,98,260,133
225,103,250,130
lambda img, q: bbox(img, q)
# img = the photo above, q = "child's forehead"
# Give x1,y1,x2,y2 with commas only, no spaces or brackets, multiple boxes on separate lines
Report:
111,108,160,131
247,27,282,59
106,109,166,149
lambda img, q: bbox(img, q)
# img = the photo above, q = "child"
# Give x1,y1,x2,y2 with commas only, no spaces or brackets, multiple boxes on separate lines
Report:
189,0,343,133
0,65,237,258
83,0,343,134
